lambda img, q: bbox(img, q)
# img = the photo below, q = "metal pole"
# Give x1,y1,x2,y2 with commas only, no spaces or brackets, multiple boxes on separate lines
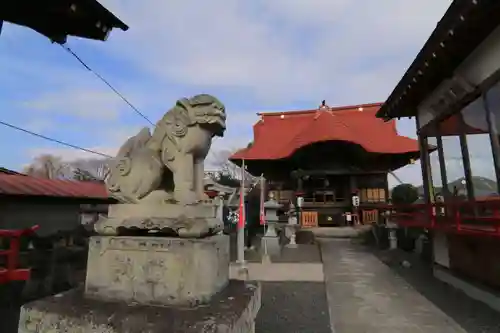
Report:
237,159,246,267
260,174,268,257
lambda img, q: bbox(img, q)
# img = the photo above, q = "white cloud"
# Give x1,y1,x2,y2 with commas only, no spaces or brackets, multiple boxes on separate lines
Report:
94,0,452,104
23,90,123,120
27,145,118,162
6,0,457,181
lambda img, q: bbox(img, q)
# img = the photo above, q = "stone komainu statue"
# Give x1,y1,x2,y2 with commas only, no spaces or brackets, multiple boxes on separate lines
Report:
106,94,226,204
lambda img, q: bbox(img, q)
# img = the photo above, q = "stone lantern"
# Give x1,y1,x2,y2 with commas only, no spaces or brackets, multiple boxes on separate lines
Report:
261,193,282,258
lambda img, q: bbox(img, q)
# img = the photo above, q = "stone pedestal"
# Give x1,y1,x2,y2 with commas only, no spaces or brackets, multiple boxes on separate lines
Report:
18,235,261,333
19,281,260,333
85,235,229,306
261,222,280,257
95,202,222,238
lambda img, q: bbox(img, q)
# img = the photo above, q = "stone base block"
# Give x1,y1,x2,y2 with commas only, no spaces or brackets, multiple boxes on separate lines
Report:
19,281,260,333
85,235,229,306
261,235,280,257
95,202,222,237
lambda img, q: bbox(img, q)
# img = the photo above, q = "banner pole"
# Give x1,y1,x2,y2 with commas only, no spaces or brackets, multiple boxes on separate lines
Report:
237,159,246,268
260,174,268,257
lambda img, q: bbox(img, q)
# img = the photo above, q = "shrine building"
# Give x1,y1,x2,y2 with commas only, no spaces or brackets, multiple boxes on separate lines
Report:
230,102,421,227
377,0,500,308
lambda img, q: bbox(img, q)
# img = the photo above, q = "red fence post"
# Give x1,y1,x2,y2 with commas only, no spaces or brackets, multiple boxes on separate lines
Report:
0,225,39,284
493,205,500,235
455,203,461,233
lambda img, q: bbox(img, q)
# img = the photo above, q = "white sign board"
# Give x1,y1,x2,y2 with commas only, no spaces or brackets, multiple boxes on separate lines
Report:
352,195,360,207
297,196,304,208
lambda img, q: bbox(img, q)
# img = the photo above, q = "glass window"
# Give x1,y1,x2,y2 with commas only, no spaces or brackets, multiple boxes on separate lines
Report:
427,137,442,197
441,135,467,198
460,98,499,198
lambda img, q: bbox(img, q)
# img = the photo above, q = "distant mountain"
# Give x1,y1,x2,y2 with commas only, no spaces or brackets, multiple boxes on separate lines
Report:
416,176,498,198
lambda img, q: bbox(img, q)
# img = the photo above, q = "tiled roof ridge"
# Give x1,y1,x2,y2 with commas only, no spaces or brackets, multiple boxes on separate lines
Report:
257,102,383,117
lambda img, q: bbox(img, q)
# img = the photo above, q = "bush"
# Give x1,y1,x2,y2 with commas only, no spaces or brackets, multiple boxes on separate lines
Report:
391,183,419,205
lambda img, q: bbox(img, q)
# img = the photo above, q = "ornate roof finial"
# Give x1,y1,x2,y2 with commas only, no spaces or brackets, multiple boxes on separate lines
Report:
319,100,329,110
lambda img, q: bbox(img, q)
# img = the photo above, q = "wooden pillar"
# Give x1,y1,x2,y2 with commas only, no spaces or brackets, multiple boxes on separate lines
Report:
436,133,450,198
483,93,500,192
458,113,475,200
416,116,433,204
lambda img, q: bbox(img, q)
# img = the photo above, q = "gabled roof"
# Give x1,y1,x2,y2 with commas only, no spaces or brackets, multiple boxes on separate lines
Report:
0,174,109,200
231,103,421,161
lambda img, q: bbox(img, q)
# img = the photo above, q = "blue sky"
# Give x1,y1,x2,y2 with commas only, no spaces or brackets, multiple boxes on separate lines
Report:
0,0,453,186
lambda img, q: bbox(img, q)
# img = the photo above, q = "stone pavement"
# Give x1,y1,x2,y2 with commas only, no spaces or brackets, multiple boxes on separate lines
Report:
374,248,500,333
320,239,470,333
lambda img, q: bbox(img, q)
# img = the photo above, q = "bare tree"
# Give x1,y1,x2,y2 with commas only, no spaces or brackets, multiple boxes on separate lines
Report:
23,154,69,179
23,154,109,181
70,158,110,182
209,148,256,187
210,149,241,180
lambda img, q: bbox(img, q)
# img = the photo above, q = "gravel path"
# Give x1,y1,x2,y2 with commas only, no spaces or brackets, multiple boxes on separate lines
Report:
256,282,331,333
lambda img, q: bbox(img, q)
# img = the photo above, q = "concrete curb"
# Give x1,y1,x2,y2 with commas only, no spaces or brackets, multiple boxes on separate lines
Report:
229,262,324,282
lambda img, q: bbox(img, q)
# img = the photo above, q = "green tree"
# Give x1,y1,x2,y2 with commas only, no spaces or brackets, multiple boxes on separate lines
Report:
391,183,419,205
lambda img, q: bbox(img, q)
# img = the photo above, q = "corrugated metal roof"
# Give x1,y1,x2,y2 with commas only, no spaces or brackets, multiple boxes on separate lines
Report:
0,167,25,176
0,174,109,199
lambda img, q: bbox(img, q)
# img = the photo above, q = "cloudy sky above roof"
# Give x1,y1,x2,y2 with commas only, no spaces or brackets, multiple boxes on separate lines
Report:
0,0,455,186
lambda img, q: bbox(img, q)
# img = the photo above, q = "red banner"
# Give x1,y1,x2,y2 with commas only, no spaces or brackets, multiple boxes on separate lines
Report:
238,188,245,229
259,175,266,225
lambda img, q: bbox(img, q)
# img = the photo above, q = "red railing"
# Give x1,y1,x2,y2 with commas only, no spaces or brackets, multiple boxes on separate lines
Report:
382,200,500,237
0,225,39,284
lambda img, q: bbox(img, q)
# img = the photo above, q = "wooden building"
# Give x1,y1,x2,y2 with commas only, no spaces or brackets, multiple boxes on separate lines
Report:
0,173,114,237
230,103,422,227
376,0,500,306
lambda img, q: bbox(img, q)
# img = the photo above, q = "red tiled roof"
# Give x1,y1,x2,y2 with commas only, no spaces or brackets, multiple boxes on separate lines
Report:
231,103,421,160
0,174,109,199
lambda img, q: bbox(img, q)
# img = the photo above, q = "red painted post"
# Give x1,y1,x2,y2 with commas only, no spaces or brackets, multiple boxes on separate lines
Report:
0,225,39,284
493,205,500,235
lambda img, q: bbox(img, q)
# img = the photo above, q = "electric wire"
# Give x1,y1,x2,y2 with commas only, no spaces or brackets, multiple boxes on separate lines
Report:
0,120,112,158
59,43,155,126
0,44,156,159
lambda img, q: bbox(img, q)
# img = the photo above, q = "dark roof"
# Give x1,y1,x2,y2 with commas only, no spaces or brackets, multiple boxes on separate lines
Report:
0,174,110,200
377,0,500,120
1,0,128,44
0,167,25,176
230,103,421,161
